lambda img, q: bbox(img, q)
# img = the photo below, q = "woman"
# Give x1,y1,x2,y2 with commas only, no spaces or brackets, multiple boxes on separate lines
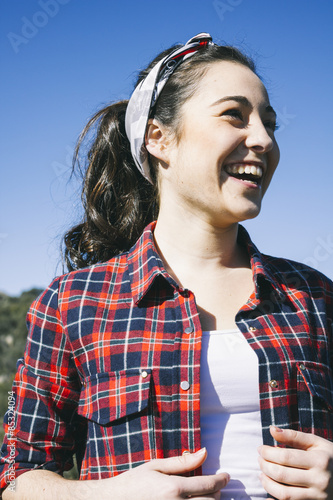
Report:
1,33,332,500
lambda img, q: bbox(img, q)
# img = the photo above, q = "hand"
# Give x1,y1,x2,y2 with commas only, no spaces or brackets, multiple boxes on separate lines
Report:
108,447,230,499
258,426,333,499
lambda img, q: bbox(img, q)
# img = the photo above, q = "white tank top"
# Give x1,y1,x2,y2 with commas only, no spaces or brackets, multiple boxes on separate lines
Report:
200,329,267,499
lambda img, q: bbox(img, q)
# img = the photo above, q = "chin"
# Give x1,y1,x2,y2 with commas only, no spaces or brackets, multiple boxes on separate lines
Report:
235,204,262,223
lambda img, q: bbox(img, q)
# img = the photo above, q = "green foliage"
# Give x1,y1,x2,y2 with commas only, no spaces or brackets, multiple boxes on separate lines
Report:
63,454,80,480
0,288,43,375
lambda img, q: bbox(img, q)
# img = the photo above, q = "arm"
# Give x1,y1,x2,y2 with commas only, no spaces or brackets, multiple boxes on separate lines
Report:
0,279,83,493
3,449,230,500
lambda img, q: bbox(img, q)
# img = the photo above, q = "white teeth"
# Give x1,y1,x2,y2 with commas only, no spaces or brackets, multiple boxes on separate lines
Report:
226,164,263,178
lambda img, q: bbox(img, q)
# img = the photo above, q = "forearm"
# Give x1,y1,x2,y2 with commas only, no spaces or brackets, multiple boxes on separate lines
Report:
2,470,103,500
2,449,231,500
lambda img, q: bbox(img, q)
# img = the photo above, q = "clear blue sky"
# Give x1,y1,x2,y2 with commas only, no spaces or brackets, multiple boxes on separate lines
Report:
1,0,333,296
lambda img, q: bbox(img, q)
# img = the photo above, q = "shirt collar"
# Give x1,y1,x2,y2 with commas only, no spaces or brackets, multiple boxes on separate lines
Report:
127,222,286,305
237,225,286,301
127,221,175,304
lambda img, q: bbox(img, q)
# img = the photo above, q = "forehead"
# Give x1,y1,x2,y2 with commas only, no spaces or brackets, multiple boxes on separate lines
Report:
189,60,269,106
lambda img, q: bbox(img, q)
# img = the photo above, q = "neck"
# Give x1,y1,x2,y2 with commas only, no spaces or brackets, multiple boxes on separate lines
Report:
154,208,249,285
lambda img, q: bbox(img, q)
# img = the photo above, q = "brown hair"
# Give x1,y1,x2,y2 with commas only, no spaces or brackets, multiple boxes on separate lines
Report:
63,43,256,271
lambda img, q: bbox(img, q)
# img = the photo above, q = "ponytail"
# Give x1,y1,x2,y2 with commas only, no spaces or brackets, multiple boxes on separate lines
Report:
63,101,158,271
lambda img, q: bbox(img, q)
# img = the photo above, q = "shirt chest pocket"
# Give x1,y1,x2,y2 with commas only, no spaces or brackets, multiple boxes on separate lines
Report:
297,361,333,439
78,369,152,424
77,369,156,474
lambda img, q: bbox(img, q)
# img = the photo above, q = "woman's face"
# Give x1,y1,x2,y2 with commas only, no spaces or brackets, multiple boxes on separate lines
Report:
150,60,280,228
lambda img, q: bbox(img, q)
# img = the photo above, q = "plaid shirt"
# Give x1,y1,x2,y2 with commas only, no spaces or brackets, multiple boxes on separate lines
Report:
1,222,333,492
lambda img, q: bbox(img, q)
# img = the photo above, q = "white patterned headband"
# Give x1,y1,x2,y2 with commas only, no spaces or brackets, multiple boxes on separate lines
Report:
125,32,214,183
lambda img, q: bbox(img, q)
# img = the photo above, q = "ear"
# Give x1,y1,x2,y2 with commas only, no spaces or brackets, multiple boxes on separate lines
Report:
145,118,171,165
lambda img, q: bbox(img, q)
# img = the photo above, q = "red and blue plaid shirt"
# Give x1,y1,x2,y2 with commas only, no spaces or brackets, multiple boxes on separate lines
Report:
1,222,333,492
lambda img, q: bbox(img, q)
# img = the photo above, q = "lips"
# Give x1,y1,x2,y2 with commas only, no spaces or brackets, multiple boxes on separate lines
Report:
224,162,264,185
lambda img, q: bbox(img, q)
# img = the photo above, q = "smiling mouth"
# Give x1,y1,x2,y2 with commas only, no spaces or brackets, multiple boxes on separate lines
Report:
225,163,263,186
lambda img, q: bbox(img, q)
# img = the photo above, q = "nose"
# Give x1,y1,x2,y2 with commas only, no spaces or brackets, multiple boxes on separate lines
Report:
244,118,275,153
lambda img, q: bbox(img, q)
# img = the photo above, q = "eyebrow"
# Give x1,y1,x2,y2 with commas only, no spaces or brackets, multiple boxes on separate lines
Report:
211,95,277,117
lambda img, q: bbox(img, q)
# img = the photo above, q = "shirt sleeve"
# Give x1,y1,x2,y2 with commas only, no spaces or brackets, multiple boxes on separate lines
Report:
0,277,85,494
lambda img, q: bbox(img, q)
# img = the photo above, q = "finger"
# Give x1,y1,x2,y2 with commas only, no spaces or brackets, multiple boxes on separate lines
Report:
180,472,230,497
260,471,313,500
269,426,329,451
148,448,208,475
258,455,313,488
258,444,313,469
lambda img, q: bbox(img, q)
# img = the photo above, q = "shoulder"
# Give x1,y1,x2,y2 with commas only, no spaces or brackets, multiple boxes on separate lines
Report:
239,225,333,298
59,252,128,291
30,222,157,312
30,251,130,313
57,251,132,309
262,252,333,298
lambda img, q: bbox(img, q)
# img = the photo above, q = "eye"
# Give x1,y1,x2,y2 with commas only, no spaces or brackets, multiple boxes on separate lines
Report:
264,119,279,132
222,108,243,120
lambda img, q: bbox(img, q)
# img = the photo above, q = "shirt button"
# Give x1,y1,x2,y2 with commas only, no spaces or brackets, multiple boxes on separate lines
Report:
180,381,190,391
249,326,257,332
182,449,190,455
299,363,305,371
184,326,194,334
141,370,148,378
269,379,278,389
